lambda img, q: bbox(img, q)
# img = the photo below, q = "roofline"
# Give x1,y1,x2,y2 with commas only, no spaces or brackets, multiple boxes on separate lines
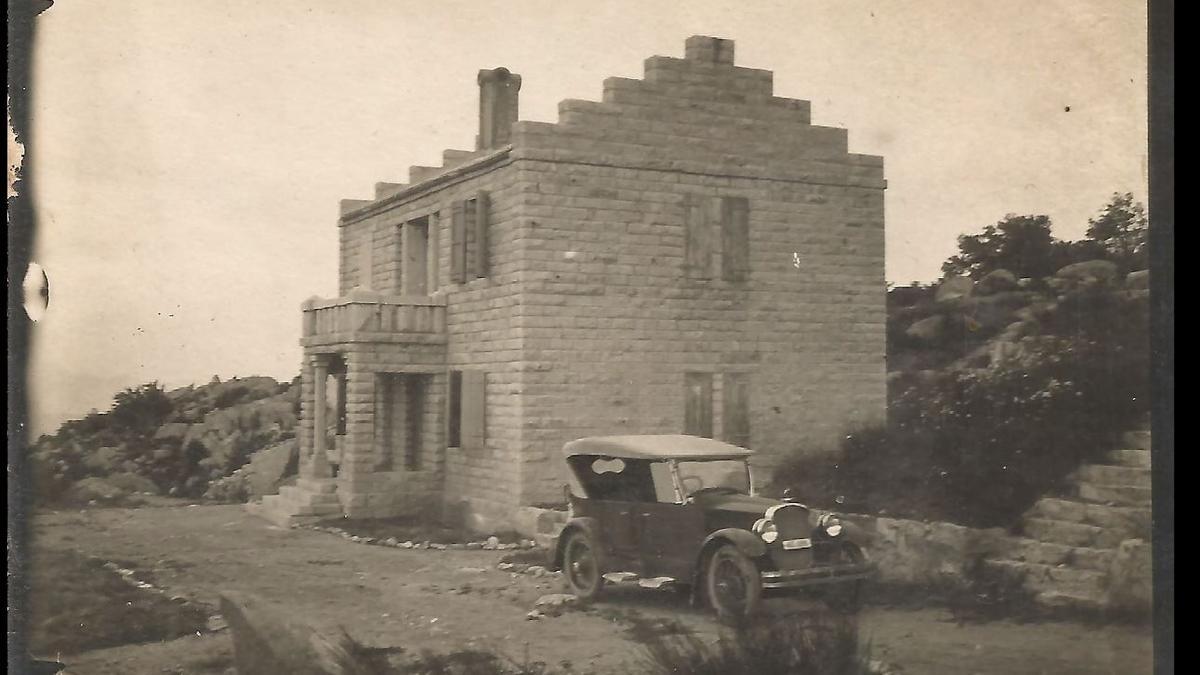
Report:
339,145,513,225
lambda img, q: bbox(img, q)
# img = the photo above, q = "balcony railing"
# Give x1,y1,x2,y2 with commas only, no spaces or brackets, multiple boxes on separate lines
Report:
301,291,447,346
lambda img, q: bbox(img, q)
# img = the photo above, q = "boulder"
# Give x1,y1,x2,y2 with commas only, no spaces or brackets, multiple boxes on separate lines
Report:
935,275,974,304
64,477,127,505
904,315,946,342
105,472,159,495
1055,259,1119,285
1106,539,1152,613
1125,269,1149,290
219,592,364,675
82,446,122,474
243,439,300,497
976,269,1018,295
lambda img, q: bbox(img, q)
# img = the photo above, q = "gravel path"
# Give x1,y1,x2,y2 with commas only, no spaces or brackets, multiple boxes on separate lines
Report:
26,503,1153,674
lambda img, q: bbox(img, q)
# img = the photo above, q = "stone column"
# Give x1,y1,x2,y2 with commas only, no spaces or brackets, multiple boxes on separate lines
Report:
309,357,331,479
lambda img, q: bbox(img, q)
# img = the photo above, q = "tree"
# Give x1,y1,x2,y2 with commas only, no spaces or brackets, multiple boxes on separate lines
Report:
1086,192,1148,271
108,382,173,434
942,214,1063,280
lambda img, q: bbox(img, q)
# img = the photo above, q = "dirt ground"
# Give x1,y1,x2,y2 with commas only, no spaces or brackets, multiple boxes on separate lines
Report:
21,503,1154,675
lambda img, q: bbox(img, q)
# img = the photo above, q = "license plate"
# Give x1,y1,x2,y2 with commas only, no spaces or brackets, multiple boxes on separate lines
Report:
782,538,812,550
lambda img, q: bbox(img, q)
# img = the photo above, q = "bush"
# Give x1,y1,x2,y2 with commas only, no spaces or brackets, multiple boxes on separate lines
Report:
636,613,870,675
775,284,1149,527
108,383,173,435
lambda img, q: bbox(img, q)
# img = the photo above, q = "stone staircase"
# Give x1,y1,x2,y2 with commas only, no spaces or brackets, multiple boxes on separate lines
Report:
983,429,1152,610
245,478,343,528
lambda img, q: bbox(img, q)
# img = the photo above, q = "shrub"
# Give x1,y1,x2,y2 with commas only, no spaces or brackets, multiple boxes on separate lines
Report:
213,385,250,409
108,383,173,435
774,284,1149,527
636,613,868,675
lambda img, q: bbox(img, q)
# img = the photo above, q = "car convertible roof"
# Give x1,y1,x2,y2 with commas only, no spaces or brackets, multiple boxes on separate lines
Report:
562,435,753,460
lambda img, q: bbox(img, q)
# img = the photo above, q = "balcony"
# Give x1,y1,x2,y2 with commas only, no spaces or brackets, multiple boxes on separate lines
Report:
301,291,447,347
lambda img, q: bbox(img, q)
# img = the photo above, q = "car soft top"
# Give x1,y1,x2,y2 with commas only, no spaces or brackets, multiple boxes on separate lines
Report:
562,435,753,461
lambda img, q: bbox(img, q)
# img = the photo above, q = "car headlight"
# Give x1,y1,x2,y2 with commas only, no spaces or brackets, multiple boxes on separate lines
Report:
752,518,779,543
818,514,843,537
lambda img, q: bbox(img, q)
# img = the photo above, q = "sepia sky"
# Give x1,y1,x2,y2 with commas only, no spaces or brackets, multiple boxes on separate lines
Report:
26,0,1148,434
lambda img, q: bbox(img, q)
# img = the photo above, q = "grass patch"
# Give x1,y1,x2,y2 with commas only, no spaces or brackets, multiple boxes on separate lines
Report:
28,549,209,656
634,612,872,675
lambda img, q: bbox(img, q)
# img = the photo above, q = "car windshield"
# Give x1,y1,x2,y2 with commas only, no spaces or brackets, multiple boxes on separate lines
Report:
675,459,751,497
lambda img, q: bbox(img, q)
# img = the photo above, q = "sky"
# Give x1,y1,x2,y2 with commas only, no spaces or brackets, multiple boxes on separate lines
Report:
25,0,1148,435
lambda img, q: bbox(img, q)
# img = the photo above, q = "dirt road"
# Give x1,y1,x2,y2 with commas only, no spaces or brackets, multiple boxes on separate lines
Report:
26,504,1153,674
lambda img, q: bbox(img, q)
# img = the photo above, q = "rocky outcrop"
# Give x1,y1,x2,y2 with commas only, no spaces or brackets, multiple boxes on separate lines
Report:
219,592,368,675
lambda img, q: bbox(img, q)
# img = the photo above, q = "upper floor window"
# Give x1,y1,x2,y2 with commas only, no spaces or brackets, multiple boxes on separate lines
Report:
684,195,750,282
451,191,491,284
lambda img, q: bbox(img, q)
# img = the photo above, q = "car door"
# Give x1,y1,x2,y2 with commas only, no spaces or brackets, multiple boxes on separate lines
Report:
588,498,640,573
636,501,706,580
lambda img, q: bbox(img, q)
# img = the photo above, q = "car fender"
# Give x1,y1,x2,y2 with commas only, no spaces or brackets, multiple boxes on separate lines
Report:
686,528,767,597
839,520,871,553
551,517,605,572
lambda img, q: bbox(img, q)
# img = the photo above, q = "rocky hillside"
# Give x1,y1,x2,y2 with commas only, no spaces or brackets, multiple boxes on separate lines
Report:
775,258,1150,528
31,376,302,507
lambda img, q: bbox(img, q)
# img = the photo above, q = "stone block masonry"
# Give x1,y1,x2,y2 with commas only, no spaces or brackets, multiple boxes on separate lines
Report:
261,35,886,531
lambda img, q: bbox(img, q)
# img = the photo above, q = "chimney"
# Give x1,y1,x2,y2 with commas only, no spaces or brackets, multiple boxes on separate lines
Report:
477,67,521,150
684,36,735,65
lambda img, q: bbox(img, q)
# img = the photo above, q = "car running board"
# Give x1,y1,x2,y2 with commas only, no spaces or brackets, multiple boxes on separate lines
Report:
602,572,677,589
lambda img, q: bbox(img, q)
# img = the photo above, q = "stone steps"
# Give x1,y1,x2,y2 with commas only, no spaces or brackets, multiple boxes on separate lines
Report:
1075,482,1152,507
983,559,1106,597
1028,498,1150,537
983,428,1152,611
1073,464,1151,489
1020,517,1128,549
1003,538,1115,572
1034,590,1108,612
1123,430,1151,450
1105,448,1152,468
247,479,342,528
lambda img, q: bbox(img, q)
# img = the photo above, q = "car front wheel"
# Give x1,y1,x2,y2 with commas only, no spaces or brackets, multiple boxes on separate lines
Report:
562,530,603,600
705,544,763,623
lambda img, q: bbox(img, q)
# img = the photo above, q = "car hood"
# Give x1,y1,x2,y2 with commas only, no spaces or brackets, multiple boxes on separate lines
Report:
692,491,782,516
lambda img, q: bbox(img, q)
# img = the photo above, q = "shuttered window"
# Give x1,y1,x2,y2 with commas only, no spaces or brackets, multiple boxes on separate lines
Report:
447,370,462,447
684,372,714,438
720,196,750,282
460,370,487,451
449,191,491,284
684,195,714,279
723,372,751,448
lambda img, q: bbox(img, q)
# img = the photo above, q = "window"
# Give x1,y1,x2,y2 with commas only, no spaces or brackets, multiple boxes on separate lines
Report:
447,371,462,448
684,195,750,281
451,191,491,283
720,197,750,282
447,369,486,450
723,372,750,448
684,372,714,438
400,216,430,296
684,195,714,279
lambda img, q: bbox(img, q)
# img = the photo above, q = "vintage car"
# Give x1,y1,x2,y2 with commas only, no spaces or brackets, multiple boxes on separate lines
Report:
550,435,875,620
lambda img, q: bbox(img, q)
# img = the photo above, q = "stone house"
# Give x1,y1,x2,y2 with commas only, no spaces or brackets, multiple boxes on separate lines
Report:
253,36,887,533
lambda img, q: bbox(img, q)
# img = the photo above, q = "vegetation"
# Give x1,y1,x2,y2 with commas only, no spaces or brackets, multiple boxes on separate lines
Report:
635,613,873,675
28,549,209,655
776,194,1150,527
31,376,297,506
942,192,1147,279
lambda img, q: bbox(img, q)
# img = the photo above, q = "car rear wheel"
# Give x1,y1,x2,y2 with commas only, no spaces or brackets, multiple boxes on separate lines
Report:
705,544,763,623
562,531,603,600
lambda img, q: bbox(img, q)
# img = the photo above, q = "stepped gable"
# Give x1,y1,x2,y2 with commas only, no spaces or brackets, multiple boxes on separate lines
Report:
339,35,884,221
